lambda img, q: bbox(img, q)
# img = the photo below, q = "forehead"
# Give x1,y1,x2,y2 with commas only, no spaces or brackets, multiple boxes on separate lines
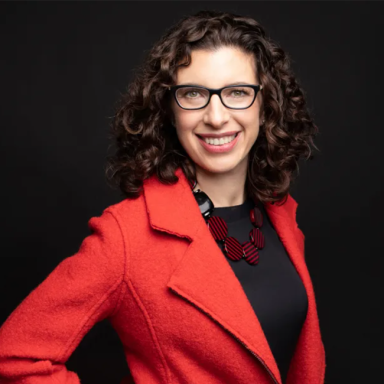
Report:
175,46,257,87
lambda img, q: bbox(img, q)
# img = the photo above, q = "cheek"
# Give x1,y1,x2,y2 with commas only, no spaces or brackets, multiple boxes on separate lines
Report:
175,114,198,139
248,125,260,146
248,122,260,137
240,114,260,136
174,124,194,153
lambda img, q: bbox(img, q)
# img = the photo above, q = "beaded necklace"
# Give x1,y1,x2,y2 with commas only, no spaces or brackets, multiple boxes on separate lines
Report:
190,179,265,266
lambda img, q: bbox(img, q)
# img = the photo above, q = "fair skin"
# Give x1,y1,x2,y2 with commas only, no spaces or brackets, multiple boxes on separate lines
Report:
171,46,264,207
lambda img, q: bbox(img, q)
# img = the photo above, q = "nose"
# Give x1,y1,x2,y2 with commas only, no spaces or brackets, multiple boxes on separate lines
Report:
203,94,230,129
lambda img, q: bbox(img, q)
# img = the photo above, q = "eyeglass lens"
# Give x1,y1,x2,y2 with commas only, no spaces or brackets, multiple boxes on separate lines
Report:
175,86,255,109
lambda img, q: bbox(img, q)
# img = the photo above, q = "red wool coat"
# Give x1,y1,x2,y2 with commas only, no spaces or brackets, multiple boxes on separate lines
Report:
0,167,326,384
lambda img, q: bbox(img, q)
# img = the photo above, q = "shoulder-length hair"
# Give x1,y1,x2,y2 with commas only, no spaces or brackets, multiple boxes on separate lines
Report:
105,9,319,205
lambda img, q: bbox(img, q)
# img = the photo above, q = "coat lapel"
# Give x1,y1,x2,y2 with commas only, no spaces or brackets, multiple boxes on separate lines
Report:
143,167,325,384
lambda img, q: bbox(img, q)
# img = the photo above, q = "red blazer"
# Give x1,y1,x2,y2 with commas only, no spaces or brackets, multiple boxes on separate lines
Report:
0,167,326,384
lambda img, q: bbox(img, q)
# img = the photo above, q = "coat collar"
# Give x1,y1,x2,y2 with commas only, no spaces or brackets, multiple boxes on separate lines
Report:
143,167,325,384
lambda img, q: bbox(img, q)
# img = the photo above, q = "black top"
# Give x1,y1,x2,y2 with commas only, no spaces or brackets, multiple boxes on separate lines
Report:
211,197,308,384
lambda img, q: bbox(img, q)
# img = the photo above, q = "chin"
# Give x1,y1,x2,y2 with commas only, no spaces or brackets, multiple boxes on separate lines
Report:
196,159,244,175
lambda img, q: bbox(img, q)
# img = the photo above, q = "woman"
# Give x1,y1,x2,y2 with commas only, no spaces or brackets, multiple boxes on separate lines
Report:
0,10,326,384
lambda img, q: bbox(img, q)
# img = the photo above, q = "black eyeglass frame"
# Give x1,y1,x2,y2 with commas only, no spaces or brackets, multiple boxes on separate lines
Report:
167,84,263,110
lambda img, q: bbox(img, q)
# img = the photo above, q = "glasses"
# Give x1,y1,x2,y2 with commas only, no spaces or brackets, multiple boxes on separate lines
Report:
168,84,263,110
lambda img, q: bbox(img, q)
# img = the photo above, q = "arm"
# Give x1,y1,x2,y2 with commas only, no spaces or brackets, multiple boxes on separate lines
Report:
0,209,126,384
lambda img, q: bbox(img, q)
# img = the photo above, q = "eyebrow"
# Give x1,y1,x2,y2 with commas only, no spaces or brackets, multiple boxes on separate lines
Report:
177,81,256,87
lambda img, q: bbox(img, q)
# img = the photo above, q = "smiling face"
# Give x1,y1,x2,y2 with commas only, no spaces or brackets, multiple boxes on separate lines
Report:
170,46,264,176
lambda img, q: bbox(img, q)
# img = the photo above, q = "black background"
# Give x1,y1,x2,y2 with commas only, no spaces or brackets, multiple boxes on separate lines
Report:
1,2,383,383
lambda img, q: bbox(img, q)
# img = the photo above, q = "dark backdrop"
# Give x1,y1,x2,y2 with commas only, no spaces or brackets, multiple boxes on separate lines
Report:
1,2,383,384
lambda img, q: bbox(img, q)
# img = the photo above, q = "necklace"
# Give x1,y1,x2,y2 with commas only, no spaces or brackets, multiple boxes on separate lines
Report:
189,179,265,266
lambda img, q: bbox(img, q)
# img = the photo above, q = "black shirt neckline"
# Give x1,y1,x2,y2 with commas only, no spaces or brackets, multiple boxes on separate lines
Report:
211,196,255,223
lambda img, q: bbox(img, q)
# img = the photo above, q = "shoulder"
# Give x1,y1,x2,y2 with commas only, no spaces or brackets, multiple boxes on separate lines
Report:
104,195,147,222
97,192,158,245
81,196,149,283
93,195,149,242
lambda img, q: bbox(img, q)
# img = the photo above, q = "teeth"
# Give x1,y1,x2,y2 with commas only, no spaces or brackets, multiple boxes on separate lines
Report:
203,134,237,146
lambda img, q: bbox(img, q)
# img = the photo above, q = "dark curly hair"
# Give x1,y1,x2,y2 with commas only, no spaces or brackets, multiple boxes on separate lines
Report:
105,9,320,205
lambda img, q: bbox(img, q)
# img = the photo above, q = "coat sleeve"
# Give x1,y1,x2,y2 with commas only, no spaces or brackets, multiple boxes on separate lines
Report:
0,208,126,384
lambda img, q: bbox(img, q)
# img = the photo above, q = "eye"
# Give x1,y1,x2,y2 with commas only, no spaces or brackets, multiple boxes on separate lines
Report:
178,87,204,98
185,90,201,98
231,89,249,97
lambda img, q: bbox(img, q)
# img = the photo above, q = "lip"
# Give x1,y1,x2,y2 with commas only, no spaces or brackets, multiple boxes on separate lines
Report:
196,132,241,153
196,130,240,139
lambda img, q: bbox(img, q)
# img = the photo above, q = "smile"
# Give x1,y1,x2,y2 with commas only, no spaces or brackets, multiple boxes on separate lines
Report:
200,133,238,146
196,132,241,153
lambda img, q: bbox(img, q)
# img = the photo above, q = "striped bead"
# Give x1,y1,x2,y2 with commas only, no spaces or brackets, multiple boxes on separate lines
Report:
242,241,260,265
207,216,228,241
250,206,263,227
249,228,265,249
223,237,243,261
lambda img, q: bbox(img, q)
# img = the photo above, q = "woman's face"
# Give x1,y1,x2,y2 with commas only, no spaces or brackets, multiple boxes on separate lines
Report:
170,46,263,176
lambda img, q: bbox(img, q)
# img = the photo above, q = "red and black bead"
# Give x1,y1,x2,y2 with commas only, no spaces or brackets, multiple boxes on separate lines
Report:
249,228,265,249
250,206,263,227
242,241,260,265
223,237,244,261
207,216,228,241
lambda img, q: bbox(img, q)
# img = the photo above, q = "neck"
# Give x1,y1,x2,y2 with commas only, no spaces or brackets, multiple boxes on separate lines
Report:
194,161,248,208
